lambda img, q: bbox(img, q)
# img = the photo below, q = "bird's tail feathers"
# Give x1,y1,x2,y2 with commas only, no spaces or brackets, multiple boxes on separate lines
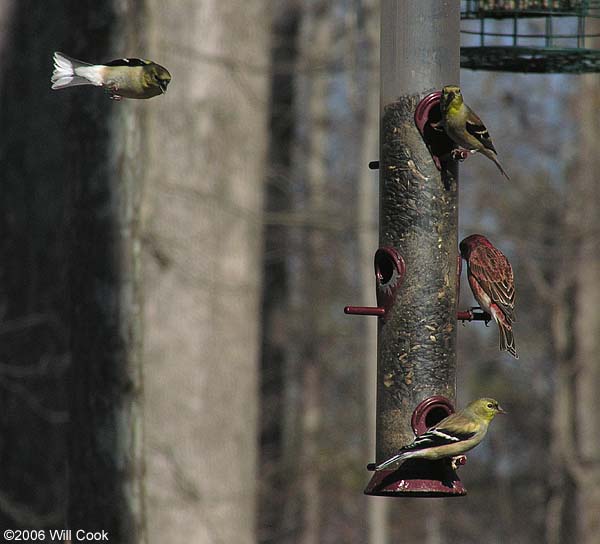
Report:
491,154,510,181
499,322,518,359
374,450,412,471
51,52,98,89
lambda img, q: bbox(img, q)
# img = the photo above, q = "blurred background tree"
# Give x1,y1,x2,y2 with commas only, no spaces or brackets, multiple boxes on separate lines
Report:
0,1,598,543
143,1,270,543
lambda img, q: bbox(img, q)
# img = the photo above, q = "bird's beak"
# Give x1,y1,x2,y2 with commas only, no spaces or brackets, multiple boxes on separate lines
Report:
159,81,168,94
497,406,507,414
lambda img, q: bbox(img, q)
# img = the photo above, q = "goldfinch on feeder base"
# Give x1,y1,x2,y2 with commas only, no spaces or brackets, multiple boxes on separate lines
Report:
374,398,505,471
51,51,171,100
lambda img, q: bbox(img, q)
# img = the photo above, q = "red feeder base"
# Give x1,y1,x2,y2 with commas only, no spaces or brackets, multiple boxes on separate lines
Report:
364,459,466,497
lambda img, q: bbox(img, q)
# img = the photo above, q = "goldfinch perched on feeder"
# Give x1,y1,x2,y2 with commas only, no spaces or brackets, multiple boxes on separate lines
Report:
374,398,505,471
51,51,171,100
439,85,510,180
460,234,518,359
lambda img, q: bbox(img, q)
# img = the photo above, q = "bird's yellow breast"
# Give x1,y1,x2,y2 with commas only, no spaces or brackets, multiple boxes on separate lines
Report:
446,99,463,117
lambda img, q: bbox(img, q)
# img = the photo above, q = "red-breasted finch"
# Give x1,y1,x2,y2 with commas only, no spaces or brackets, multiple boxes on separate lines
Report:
460,234,518,359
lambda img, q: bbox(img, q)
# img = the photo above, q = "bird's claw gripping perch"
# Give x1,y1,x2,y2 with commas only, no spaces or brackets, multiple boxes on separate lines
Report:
451,148,470,161
107,85,122,101
451,456,467,470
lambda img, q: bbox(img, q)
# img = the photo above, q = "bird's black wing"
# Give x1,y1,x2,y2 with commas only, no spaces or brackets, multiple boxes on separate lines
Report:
104,58,151,67
401,427,477,453
465,108,497,154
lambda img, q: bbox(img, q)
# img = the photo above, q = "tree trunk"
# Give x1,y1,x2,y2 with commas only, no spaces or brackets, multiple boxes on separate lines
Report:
66,1,146,541
143,2,270,543
0,0,70,530
572,70,600,544
297,6,332,542
259,3,300,542
548,63,600,544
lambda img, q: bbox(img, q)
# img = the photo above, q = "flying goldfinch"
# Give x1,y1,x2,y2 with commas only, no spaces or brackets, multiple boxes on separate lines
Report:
460,234,518,359
374,398,505,471
51,51,171,100
439,85,510,180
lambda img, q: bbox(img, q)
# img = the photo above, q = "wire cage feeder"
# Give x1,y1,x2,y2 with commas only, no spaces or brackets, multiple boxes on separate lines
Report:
461,0,600,72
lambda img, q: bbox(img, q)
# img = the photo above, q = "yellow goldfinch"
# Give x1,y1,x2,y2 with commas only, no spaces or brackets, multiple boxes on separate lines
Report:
439,85,510,180
374,398,505,471
51,51,171,101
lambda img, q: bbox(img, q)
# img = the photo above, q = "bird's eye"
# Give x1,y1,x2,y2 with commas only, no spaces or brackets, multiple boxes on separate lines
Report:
487,403,494,409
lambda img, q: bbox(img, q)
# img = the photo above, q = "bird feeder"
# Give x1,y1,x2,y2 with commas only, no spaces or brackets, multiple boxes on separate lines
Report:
346,0,508,500
461,0,600,73
345,0,464,497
